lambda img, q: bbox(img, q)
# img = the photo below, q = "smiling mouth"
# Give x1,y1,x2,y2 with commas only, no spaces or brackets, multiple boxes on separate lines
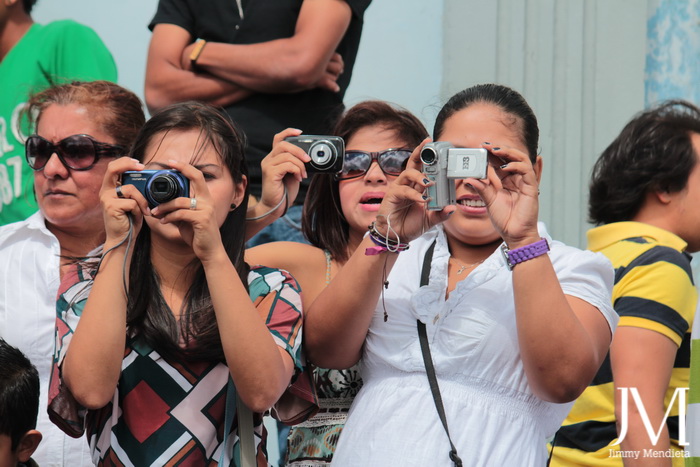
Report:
457,198,486,208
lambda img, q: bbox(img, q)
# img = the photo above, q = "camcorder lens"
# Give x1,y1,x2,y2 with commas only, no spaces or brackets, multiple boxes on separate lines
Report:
420,148,437,165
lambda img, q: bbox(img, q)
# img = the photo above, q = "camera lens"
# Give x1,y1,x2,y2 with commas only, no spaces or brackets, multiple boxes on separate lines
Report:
309,141,335,167
420,148,437,165
149,174,180,204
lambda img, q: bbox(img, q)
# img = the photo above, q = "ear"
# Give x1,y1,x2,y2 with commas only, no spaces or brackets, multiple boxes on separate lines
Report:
533,155,543,184
655,186,675,204
231,175,247,210
15,430,42,463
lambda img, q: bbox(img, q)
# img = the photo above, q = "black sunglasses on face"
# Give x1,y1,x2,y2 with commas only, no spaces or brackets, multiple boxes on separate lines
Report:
25,134,126,171
336,148,412,180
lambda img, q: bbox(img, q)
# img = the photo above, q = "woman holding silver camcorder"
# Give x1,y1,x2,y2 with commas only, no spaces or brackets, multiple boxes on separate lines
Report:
304,83,618,466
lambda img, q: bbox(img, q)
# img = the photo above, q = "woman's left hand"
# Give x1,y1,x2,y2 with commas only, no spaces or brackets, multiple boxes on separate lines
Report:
466,143,540,247
150,159,226,262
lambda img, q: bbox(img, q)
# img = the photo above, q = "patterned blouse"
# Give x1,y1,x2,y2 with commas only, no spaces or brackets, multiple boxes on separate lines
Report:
48,263,304,467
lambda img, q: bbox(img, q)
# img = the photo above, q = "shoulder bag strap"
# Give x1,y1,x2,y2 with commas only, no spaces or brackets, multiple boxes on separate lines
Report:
236,394,256,467
220,378,256,467
417,239,463,467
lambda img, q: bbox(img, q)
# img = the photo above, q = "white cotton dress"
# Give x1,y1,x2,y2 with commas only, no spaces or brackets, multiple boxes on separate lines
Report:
331,224,618,467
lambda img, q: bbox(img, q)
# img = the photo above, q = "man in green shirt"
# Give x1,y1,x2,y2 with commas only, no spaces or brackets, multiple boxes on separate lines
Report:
0,0,117,225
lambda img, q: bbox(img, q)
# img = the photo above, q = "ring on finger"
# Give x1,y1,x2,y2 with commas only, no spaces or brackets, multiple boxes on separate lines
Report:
116,185,125,199
190,197,197,210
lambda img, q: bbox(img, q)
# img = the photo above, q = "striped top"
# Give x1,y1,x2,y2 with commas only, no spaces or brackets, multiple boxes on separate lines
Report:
552,221,697,466
48,262,304,466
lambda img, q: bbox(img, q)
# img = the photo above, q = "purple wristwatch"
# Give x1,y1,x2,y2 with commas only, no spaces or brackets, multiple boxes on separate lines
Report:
500,238,550,270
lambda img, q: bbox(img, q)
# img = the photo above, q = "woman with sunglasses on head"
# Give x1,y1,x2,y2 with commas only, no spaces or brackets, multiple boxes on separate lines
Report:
0,80,144,467
246,100,428,465
48,102,303,466
302,84,619,466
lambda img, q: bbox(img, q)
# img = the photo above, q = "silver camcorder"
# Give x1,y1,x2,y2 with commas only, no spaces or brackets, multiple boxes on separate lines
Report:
284,135,345,174
420,142,488,210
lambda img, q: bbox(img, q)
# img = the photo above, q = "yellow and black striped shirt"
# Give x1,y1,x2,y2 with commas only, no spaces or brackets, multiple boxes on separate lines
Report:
551,222,697,466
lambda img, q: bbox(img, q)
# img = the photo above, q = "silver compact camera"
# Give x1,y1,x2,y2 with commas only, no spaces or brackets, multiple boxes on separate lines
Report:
121,169,190,208
420,142,488,210
285,135,345,174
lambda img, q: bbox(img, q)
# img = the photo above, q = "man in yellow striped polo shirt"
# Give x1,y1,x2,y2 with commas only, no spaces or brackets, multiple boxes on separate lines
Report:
551,101,700,466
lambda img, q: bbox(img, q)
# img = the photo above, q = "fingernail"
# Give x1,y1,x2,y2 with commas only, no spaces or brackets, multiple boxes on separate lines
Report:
422,194,428,200
500,164,508,169
151,207,159,215
168,159,179,164
146,207,152,216
423,178,430,184
492,147,500,151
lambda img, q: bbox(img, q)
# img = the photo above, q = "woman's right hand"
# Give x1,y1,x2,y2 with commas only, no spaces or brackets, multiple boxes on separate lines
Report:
253,128,311,219
375,139,455,243
100,157,150,246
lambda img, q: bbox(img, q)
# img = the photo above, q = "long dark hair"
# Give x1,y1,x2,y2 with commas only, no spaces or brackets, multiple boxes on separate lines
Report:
434,83,539,163
127,102,249,361
302,100,428,262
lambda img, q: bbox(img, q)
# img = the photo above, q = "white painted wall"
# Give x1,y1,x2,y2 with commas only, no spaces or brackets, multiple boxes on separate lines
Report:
442,0,647,247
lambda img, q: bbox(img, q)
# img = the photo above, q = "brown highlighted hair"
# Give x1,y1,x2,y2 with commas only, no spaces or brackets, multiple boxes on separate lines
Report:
302,100,428,262
25,80,145,150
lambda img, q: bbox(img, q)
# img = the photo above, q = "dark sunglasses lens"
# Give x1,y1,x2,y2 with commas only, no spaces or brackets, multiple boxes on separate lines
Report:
341,151,371,178
379,150,411,175
26,136,52,169
60,136,96,169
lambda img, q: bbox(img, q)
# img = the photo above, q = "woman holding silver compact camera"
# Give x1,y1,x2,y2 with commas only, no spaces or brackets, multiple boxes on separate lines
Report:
304,84,618,466
48,102,304,466
246,100,428,465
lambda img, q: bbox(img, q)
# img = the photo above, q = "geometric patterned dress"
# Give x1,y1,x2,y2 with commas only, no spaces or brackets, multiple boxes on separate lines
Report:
48,263,304,467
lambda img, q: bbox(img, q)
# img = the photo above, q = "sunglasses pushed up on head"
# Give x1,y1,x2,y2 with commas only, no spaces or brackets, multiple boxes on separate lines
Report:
25,134,126,171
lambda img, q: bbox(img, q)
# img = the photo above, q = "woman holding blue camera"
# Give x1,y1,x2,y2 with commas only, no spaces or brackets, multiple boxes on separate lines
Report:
49,102,303,466
305,84,619,466
246,100,428,465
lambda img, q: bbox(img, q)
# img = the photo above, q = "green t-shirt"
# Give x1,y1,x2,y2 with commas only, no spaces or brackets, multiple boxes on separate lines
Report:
0,20,117,225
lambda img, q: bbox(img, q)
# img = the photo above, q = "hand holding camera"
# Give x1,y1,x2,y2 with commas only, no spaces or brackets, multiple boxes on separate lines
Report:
459,142,541,249
372,139,456,244
249,129,312,226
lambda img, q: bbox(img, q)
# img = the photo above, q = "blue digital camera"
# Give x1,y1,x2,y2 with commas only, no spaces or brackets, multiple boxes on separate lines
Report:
121,170,190,208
